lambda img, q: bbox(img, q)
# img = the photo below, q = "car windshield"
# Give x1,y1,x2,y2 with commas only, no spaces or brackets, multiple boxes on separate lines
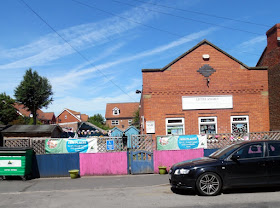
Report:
209,143,242,159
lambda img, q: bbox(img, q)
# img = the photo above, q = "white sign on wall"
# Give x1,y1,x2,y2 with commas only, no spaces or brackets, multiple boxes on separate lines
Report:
182,95,233,110
146,121,155,134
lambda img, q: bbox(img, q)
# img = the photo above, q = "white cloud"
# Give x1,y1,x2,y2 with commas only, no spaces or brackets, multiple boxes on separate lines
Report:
237,36,266,48
50,26,217,95
0,2,160,70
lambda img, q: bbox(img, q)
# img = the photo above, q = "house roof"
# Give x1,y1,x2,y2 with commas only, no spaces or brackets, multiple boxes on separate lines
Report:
105,102,139,119
56,109,89,123
2,125,62,134
13,103,55,121
40,112,55,121
142,39,268,72
67,109,81,116
13,103,32,117
81,114,89,122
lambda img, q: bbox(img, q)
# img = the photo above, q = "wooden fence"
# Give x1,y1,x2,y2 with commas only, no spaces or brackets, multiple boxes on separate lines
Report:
4,131,280,154
206,131,280,148
4,136,127,154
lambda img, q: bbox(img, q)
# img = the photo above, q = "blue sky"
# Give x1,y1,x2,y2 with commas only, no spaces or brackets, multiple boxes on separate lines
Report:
0,0,278,117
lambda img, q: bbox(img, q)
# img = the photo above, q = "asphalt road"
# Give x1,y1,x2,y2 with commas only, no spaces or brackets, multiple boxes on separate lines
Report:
1,174,280,208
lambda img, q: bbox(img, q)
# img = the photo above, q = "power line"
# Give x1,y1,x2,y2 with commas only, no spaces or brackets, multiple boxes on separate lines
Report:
129,0,270,28
71,0,263,58
112,0,263,36
18,0,137,102
71,0,185,38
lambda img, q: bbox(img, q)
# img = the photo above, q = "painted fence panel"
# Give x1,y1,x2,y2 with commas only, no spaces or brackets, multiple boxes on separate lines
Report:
33,153,79,177
80,152,127,176
154,149,204,173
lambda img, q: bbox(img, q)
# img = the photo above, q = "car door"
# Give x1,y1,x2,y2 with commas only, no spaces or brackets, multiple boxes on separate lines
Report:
224,142,267,187
266,141,280,185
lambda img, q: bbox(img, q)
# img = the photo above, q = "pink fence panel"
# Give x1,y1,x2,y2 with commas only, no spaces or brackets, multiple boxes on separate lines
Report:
80,152,128,176
154,149,204,173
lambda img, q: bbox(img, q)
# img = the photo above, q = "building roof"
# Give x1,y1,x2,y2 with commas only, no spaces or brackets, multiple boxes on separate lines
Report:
81,114,89,122
142,39,268,72
13,103,55,122
2,125,62,134
67,109,81,116
40,112,55,121
14,103,31,117
0,125,11,132
78,122,106,134
105,102,139,119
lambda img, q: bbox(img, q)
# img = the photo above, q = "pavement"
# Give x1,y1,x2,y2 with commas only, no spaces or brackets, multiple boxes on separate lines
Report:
0,174,169,194
1,174,280,208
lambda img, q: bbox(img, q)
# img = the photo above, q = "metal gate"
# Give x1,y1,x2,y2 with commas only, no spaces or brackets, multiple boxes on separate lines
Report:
128,135,154,174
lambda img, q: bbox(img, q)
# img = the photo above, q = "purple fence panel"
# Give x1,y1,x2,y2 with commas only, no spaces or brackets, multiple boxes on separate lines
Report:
154,149,204,173
80,152,128,176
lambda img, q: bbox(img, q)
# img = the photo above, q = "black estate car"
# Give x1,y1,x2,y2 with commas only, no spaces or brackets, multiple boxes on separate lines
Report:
169,140,280,196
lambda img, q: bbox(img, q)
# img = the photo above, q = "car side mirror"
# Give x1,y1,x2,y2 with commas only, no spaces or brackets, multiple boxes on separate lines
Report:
231,154,240,161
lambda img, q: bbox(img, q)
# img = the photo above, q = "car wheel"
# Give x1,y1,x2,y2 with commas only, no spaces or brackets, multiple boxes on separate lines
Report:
196,172,222,196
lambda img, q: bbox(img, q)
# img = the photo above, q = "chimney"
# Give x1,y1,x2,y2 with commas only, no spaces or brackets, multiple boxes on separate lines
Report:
257,23,280,67
266,23,280,52
259,23,280,131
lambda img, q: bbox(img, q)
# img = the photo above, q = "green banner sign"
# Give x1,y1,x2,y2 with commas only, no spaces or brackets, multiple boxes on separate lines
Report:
157,135,207,150
45,138,98,154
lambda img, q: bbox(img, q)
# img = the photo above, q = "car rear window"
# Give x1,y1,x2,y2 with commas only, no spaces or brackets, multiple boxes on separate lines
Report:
268,142,280,157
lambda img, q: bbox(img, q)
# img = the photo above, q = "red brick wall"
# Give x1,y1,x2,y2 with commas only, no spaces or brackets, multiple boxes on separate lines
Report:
141,43,269,136
257,24,280,130
57,111,79,124
106,119,132,130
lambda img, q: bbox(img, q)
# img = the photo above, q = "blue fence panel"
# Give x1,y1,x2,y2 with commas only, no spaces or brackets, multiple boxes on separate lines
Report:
32,153,80,178
111,127,123,137
124,126,140,148
204,149,219,157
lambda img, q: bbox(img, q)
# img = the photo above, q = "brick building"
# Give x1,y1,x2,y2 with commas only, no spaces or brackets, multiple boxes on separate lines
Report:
56,108,88,131
140,39,269,137
257,23,280,130
105,102,139,130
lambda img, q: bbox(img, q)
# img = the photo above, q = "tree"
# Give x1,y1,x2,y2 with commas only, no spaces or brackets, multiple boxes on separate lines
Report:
14,68,53,125
88,113,105,125
88,114,110,130
0,93,18,125
132,108,140,129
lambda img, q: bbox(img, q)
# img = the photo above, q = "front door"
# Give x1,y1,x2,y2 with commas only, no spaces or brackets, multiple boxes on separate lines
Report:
225,142,267,187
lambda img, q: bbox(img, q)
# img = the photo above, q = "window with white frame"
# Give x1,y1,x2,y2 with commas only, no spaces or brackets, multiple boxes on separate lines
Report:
128,119,132,126
199,117,217,134
111,120,119,125
166,118,185,135
231,116,249,134
112,107,120,115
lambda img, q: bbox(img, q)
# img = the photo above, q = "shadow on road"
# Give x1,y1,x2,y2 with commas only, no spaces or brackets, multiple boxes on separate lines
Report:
223,186,280,195
171,187,196,196
171,186,280,196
